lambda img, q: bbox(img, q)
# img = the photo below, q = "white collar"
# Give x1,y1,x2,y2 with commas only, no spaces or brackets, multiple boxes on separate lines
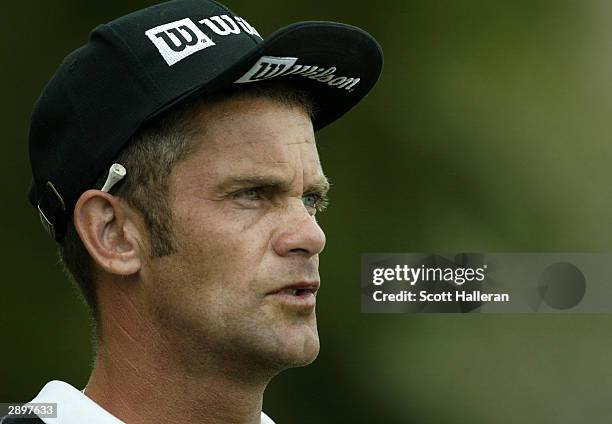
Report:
30,381,123,424
31,380,276,424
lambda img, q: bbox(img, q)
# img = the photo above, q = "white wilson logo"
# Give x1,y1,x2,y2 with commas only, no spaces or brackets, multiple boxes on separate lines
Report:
145,18,215,66
235,56,361,91
145,15,261,66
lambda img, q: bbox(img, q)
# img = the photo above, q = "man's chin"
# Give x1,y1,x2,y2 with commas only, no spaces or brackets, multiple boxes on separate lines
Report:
290,338,320,367
265,325,320,370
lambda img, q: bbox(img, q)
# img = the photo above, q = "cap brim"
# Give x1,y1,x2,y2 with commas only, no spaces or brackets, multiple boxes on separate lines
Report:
148,21,384,131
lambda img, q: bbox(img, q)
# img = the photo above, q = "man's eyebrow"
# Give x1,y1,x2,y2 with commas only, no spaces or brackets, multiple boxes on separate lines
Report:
217,174,330,194
305,176,330,195
217,175,291,192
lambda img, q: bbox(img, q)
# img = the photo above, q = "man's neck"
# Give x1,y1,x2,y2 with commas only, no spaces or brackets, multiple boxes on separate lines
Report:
86,357,267,424
84,305,271,424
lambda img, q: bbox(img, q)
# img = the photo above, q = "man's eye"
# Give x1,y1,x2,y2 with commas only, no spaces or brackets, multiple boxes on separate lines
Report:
302,194,320,208
302,193,328,214
234,188,264,201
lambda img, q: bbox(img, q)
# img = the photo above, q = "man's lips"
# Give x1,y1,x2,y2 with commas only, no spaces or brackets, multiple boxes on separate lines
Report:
266,281,320,296
266,282,320,309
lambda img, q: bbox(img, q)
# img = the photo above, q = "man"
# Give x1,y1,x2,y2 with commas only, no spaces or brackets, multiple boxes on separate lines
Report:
5,0,382,422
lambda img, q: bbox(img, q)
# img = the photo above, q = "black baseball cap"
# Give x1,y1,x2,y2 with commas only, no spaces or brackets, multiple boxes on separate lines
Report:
28,0,383,241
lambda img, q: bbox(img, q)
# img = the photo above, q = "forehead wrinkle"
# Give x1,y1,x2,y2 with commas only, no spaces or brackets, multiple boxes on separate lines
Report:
248,140,315,169
254,160,290,165
285,137,315,146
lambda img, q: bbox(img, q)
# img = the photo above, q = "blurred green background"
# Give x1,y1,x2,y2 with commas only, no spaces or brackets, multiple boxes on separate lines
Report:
3,0,612,423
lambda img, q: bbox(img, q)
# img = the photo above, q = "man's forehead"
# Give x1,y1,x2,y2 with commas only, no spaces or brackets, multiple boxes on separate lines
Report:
174,97,323,188
213,141,325,185
193,93,311,129
196,133,320,166
188,97,318,156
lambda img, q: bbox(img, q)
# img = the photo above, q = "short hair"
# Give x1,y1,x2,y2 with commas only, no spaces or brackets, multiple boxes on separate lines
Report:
58,82,316,328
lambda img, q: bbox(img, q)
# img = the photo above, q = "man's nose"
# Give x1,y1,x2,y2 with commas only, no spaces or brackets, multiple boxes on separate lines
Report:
271,201,326,258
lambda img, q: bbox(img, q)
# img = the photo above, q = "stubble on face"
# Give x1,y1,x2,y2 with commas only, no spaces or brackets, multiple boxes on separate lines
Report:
141,95,327,380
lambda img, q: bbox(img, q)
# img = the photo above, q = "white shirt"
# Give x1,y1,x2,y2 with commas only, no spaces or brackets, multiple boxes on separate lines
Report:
31,380,276,424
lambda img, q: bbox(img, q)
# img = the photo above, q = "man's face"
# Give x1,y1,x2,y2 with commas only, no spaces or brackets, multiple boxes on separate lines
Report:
142,95,327,374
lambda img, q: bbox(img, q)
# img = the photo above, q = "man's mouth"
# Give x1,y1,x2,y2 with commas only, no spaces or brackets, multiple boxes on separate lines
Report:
268,281,320,296
277,287,317,296
266,282,319,308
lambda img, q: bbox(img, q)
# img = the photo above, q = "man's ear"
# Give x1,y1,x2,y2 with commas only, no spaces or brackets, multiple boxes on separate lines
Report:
74,190,143,276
